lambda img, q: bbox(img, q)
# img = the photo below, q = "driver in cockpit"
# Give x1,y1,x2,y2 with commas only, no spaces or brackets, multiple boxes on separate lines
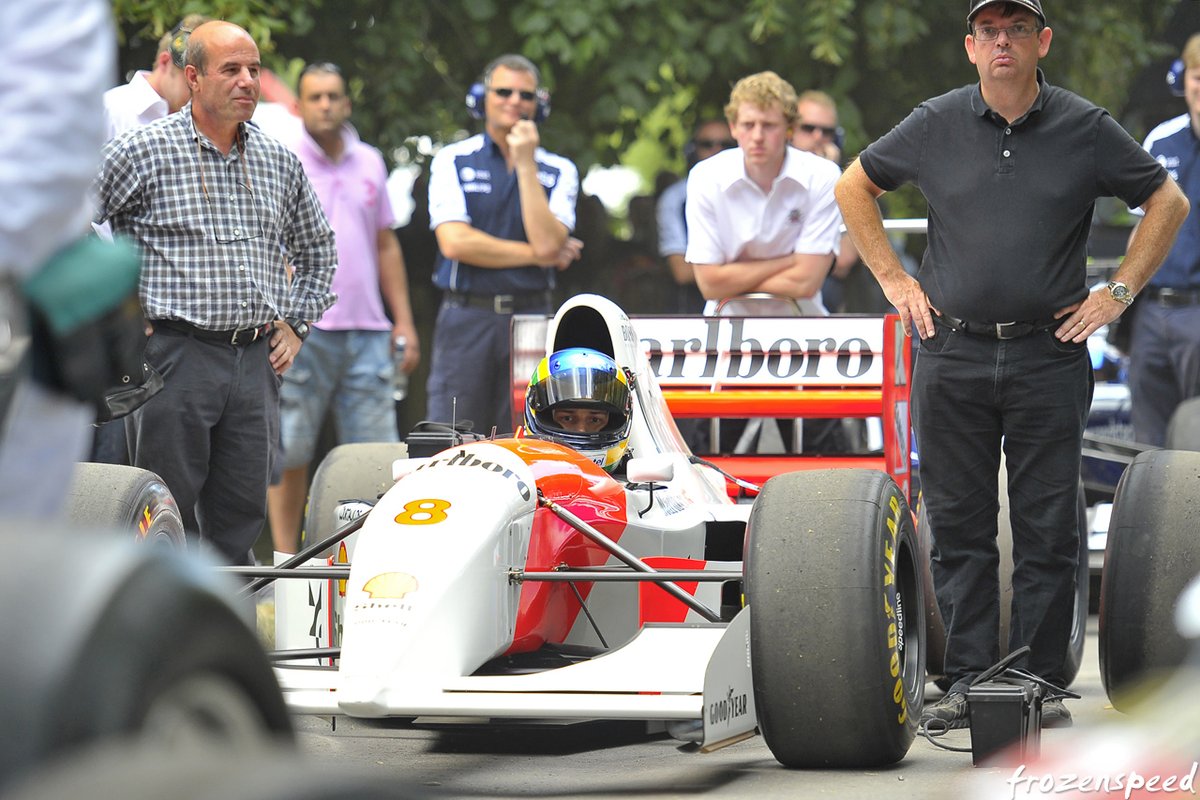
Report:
524,347,632,472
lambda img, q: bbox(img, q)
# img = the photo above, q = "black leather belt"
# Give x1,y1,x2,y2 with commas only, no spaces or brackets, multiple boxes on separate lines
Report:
936,313,1058,340
444,290,552,315
1144,286,1200,307
154,319,274,346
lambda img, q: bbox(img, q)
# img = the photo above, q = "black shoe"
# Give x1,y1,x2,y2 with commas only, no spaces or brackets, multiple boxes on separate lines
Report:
1041,697,1073,728
921,691,969,730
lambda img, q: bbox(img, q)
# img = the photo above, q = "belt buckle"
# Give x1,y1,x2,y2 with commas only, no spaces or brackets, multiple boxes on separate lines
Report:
493,294,514,315
230,325,261,346
994,321,1027,340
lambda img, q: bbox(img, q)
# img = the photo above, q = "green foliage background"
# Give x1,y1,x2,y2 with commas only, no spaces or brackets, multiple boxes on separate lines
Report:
111,0,1183,217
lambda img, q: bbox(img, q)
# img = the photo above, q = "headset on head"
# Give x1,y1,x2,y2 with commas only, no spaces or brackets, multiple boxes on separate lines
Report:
167,20,195,69
1168,58,1186,98
465,57,550,123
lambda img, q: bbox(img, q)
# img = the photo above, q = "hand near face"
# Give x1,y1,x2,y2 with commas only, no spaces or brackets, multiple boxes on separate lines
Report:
506,119,540,164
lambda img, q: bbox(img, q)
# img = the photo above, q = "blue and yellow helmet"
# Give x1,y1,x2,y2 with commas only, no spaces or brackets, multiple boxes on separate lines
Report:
525,347,632,472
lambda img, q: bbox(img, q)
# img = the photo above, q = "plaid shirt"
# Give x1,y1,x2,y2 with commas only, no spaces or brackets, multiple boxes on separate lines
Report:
94,104,336,330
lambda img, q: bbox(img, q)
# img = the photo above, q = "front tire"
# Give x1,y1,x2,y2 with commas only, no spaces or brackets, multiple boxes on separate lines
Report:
0,529,290,788
1099,449,1200,709
64,463,185,547
745,469,924,768
302,442,409,555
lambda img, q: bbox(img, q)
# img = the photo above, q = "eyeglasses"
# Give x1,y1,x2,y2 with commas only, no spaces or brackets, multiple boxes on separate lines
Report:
797,123,838,138
972,22,1040,41
491,87,537,102
196,134,264,244
694,138,736,150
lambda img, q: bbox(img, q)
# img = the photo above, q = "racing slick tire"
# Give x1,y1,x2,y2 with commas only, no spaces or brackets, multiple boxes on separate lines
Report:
63,463,185,547
0,527,291,790
1165,396,1200,451
745,469,924,768
302,442,409,555
922,457,1088,689
1099,449,1200,710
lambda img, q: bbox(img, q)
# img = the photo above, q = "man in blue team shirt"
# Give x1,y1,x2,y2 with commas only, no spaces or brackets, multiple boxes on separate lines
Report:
426,54,582,435
1132,34,1200,446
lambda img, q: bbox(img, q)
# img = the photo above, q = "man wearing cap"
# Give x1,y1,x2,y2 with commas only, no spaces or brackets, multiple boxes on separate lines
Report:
836,0,1188,729
1130,34,1200,446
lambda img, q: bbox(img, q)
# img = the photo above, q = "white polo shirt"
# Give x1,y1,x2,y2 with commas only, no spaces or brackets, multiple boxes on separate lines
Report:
684,145,842,314
102,70,168,139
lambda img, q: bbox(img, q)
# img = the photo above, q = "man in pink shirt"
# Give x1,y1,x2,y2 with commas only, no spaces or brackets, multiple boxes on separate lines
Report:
266,62,419,553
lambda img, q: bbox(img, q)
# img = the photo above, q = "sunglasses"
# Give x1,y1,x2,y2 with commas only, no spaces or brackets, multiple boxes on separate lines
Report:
491,87,537,102
797,123,838,138
694,138,737,150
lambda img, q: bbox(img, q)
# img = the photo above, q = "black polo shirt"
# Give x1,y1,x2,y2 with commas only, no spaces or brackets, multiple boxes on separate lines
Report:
860,70,1167,322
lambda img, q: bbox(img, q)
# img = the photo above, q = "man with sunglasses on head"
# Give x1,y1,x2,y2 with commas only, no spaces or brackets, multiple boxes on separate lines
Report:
426,54,581,436
103,14,209,138
837,0,1188,729
93,21,337,565
656,118,735,314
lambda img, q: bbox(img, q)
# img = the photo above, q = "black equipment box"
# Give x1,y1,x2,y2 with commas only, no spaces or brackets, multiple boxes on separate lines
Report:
967,679,1043,766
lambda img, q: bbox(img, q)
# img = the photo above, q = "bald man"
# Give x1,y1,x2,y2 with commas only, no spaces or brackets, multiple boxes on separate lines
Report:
93,21,337,563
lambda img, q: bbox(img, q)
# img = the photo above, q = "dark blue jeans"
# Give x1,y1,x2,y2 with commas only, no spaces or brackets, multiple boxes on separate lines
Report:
914,321,1092,690
1129,299,1200,447
426,301,547,437
126,329,279,565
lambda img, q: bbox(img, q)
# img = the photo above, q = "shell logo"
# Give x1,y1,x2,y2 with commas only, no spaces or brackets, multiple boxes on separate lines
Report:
362,572,419,600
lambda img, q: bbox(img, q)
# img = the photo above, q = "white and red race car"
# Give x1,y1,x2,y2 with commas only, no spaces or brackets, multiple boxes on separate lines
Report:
270,293,926,768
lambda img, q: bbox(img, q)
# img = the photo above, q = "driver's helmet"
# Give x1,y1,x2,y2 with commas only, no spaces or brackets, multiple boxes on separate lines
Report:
525,347,632,472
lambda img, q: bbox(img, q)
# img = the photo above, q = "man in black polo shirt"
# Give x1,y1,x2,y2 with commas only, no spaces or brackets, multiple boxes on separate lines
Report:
426,54,582,436
836,0,1188,729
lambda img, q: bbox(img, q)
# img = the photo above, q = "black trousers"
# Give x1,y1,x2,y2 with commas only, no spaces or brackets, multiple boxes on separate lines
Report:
126,328,279,565
913,321,1092,690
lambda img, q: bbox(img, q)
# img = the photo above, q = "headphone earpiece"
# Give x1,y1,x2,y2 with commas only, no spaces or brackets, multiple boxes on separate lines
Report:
1168,58,1186,98
464,82,551,123
465,82,487,120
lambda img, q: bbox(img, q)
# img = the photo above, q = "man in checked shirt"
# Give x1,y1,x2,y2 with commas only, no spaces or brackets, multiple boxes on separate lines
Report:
93,21,336,564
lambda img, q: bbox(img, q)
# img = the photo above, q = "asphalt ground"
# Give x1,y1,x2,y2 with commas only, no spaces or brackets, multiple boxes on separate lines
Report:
288,616,1129,800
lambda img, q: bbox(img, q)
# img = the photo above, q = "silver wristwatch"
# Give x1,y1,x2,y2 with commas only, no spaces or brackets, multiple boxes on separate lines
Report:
1106,281,1134,306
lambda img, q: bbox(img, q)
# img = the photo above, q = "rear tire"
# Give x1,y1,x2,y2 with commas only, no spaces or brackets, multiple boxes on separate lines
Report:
746,470,924,767
64,463,185,547
1099,449,1200,710
1166,397,1200,451
302,442,408,555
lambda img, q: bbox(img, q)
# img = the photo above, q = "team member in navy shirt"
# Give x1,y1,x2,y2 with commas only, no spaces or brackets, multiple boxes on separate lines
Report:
1132,34,1200,446
426,54,581,435
837,0,1187,729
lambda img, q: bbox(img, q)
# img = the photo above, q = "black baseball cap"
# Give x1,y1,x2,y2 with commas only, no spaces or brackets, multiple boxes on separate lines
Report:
967,0,1046,27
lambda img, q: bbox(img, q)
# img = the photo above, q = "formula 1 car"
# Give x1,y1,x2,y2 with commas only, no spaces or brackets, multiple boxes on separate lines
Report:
269,293,926,768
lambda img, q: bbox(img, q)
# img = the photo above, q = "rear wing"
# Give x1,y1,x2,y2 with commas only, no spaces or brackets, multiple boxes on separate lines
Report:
639,313,911,497
512,309,912,501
